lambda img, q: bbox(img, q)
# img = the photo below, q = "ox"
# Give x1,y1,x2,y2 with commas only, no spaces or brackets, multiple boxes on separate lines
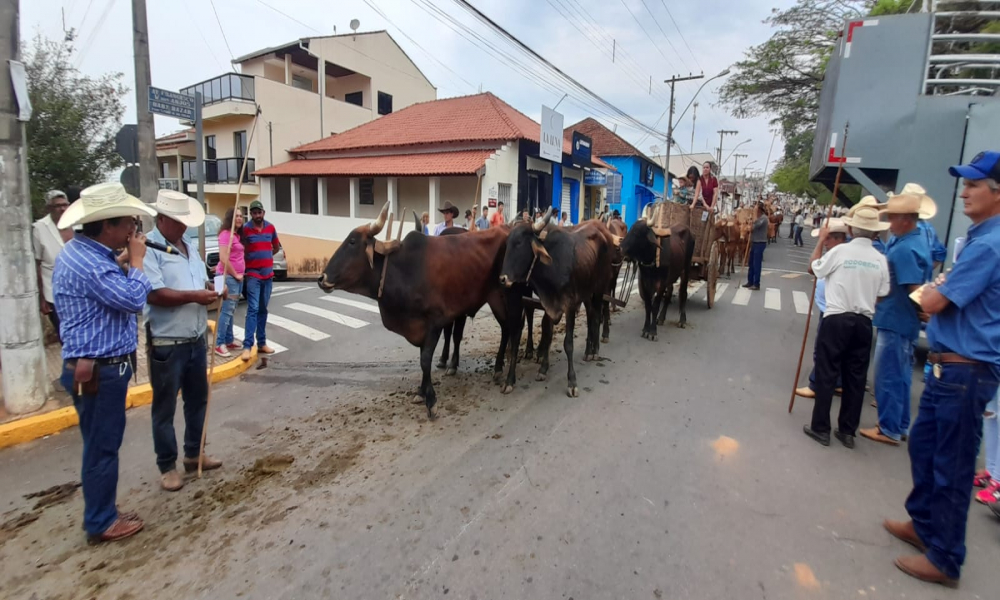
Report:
318,202,510,418
499,209,615,397
620,216,695,341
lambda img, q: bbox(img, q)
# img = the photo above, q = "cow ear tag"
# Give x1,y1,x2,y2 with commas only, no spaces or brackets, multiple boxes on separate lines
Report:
531,240,553,265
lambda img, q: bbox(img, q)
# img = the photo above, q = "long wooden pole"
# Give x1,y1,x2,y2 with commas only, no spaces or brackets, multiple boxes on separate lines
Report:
198,107,262,476
788,123,849,414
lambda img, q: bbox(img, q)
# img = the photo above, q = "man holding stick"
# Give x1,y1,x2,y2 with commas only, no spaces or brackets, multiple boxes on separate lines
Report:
803,206,890,448
884,151,1000,586
143,190,223,491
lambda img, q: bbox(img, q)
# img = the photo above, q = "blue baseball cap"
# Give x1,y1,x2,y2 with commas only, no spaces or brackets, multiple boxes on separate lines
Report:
949,151,1000,180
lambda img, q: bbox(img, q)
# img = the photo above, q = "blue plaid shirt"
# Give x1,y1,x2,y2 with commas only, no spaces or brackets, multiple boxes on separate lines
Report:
52,235,152,360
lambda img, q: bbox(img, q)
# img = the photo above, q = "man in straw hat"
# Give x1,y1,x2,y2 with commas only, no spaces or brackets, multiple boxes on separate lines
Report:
803,205,890,449
433,201,460,236
858,193,932,448
52,182,156,543
143,190,224,491
893,182,946,269
884,150,1000,586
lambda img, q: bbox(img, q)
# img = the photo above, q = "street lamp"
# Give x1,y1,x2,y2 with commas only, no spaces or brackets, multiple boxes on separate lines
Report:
663,67,731,198
675,68,730,125
721,139,752,167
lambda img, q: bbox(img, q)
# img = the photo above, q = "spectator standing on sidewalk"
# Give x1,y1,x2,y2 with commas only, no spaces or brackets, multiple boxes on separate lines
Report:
490,201,506,227
884,150,1000,586
241,200,282,362
744,202,769,291
53,182,156,543
33,190,74,341
793,210,805,247
143,191,224,492
214,208,245,357
475,206,491,231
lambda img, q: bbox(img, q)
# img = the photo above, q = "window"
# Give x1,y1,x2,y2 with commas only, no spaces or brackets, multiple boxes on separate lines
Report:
233,131,247,159
345,91,363,107
497,183,512,220
359,178,375,205
291,75,312,91
205,135,216,160
377,91,392,116
160,162,170,178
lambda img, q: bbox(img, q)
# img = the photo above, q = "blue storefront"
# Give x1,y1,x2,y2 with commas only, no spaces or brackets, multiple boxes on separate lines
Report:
599,156,664,226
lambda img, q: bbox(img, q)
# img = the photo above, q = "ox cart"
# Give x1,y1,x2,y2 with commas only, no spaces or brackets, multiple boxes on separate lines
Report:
651,202,720,308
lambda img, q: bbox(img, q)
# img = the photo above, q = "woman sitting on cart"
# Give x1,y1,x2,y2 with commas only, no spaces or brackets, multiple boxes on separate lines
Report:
691,161,719,211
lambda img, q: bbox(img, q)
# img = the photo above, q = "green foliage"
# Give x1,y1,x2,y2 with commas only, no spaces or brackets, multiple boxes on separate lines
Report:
869,0,915,17
25,35,127,217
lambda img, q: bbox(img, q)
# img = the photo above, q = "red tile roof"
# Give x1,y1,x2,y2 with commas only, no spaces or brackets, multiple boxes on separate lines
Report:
564,117,654,162
253,150,493,178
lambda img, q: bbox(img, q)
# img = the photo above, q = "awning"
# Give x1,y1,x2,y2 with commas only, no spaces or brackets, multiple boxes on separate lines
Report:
635,184,663,200
253,150,493,178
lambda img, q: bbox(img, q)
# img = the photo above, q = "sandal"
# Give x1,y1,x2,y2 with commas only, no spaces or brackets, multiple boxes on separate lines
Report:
87,515,144,544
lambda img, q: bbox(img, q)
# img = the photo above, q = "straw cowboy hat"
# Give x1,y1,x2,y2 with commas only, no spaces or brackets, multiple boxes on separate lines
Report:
57,182,156,229
811,217,848,237
848,195,879,217
842,206,890,232
437,201,460,218
885,183,937,220
878,193,922,216
154,189,205,228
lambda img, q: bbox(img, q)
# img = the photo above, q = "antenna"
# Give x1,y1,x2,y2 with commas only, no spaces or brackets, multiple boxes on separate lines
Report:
350,19,360,33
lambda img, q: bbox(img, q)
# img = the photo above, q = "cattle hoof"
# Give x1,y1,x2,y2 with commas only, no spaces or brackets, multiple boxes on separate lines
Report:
601,337,609,344
649,334,657,342
411,394,425,405
677,322,686,329
533,355,543,364
566,386,579,398
536,372,547,382
445,367,457,376
435,361,447,370
426,406,437,420
501,384,514,395
524,350,534,360
492,371,504,384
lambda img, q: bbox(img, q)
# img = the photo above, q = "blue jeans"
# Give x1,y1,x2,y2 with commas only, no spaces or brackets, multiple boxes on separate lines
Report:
794,225,804,246
747,242,765,287
243,276,272,350
873,330,914,441
150,337,208,473
905,362,999,580
215,275,241,346
61,360,132,536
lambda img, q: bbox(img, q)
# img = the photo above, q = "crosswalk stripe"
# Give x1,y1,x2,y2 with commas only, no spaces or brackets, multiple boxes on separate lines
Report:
715,283,729,299
792,291,810,315
732,288,751,306
318,295,381,314
269,286,311,298
265,314,331,341
764,288,781,311
687,281,705,296
231,325,288,354
781,273,802,279
285,302,369,329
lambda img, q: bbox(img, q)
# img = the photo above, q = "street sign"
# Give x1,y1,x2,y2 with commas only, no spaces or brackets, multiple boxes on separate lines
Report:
540,105,563,163
584,170,607,186
148,86,196,121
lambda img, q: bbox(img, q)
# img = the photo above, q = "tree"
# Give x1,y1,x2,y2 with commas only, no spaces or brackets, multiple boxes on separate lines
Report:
24,35,127,217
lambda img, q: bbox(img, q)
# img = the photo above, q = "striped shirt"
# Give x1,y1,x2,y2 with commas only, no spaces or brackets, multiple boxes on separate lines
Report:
52,235,152,359
243,220,280,279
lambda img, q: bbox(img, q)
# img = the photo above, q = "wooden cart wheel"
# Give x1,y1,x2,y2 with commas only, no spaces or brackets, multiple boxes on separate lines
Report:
707,241,720,309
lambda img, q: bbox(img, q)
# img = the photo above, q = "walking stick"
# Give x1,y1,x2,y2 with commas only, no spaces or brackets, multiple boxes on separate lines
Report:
788,123,849,414
198,106,262,477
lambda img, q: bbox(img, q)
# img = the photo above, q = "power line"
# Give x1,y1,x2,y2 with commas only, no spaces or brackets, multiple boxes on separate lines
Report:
658,0,702,70
182,0,228,72
209,0,235,61
76,0,96,31
637,0,686,69
616,0,679,73
75,0,116,66
254,0,322,34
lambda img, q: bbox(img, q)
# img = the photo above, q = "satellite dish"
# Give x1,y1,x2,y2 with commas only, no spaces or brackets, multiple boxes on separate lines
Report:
350,19,360,32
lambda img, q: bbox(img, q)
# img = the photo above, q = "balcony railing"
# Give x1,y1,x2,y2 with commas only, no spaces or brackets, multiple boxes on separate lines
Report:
182,158,256,185
180,73,255,106
158,178,180,191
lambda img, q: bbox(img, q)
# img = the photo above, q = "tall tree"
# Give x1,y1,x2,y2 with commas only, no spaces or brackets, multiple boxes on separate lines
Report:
24,35,127,216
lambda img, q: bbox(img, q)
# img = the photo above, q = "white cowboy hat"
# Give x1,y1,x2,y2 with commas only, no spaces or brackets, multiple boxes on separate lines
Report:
848,195,879,217
811,217,848,237
57,182,156,229
886,183,937,220
878,193,922,216
154,189,205,228
842,206,890,232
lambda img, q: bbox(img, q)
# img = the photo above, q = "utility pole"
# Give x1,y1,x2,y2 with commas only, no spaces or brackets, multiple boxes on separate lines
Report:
690,102,698,151
663,73,703,196
733,153,748,204
132,0,157,207
717,129,738,164
0,0,49,414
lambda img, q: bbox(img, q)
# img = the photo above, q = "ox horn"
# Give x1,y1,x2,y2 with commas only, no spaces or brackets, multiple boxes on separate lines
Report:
412,210,422,233
533,207,553,233
369,201,390,236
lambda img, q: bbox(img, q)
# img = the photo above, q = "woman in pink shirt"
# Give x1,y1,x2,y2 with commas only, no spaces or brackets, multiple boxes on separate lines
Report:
215,208,245,357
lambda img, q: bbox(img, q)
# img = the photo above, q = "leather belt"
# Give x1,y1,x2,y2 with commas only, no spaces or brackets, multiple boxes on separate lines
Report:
66,355,129,367
927,352,983,366
151,335,203,347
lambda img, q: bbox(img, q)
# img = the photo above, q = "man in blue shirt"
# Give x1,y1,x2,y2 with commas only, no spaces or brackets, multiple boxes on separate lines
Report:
143,191,223,492
53,182,156,543
861,194,931,446
884,150,1000,586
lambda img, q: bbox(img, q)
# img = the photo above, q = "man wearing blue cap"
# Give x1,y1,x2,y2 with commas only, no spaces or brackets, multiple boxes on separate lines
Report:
884,151,1000,586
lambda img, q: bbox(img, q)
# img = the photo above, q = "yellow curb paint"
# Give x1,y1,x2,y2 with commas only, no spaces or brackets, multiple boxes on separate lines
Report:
0,342,257,450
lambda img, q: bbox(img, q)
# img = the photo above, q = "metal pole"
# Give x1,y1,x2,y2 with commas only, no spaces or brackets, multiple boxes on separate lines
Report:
0,0,49,414
195,93,205,261
690,102,697,151
665,79,675,198
131,0,157,206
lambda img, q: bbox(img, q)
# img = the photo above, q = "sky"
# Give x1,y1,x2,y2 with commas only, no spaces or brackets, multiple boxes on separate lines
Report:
21,0,793,178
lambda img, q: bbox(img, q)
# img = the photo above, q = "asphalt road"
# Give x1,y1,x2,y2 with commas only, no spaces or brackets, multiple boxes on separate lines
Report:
2,232,998,599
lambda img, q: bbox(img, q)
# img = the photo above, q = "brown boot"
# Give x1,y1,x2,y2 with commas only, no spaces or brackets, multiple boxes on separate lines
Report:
184,455,223,473
160,469,184,492
240,349,252,362
883,519,927,552
258,345,276,355
87,515,144,544
894,554,958,588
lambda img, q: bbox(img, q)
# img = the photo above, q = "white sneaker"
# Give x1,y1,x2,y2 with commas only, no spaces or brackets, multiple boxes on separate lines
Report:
214,345,231,358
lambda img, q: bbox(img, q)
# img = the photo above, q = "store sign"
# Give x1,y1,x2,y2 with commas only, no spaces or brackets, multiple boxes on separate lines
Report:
571,132,592,163
584,170,607,186
488,198,497,208
644,163,655,187
540,105,564,163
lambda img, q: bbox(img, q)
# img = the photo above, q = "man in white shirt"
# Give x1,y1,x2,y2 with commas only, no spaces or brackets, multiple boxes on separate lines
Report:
433,202,460,235
804,206,890,448
33,190,74,341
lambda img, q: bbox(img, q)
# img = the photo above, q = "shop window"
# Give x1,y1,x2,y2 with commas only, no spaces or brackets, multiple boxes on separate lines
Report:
377,92,392,116
360,178,375,205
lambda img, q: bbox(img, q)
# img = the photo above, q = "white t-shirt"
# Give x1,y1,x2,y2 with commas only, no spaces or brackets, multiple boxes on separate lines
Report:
795,214,804,226
811,237,890,318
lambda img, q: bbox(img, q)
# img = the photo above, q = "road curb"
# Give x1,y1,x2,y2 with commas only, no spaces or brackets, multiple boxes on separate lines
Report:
0,324,257,450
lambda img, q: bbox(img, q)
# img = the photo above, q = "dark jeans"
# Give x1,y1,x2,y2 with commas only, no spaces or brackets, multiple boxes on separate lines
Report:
747,242,766,287
60,360,131,536
243,276,273,350
873,330,914,441
794,225,804,246
807,313,842,390
810,312,872,435
905,361,998,580
48,309,61,343
150,337,208,473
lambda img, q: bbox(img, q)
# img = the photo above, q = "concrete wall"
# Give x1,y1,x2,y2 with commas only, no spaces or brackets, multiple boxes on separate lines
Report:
439,177,478,212
326,73,373,108
325,177,351,217
481,141,518,213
